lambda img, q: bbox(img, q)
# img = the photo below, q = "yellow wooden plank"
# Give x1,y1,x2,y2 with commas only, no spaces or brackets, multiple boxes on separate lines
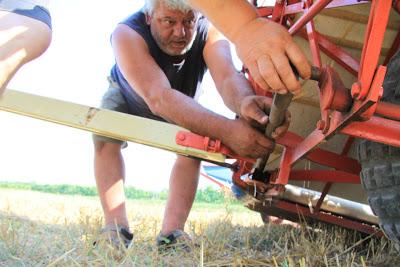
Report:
0,89,226,163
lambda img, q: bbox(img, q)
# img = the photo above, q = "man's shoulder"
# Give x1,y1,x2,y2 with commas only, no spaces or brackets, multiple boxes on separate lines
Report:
115,10,150,43
197,15,209,32
120,10,146,28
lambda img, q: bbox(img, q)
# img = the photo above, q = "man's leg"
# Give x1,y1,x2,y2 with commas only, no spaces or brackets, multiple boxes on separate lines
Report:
161,155,200,235
94,140,129,228
0,10,52,94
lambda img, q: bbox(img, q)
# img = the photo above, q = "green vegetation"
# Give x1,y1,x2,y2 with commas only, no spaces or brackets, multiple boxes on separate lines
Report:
0,181,234,204
1,188,399,266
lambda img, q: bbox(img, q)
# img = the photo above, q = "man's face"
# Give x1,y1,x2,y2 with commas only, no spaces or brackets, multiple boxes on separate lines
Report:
146,2,198,56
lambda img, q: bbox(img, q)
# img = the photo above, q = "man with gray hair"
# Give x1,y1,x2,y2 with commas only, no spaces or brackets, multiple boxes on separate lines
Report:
93,0,288,250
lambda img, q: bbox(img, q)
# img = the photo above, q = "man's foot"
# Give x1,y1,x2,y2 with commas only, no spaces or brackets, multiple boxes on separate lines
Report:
94,224,133,249
156,230,194,252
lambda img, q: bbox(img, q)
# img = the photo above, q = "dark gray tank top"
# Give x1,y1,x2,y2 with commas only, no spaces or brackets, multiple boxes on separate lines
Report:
110,10,209,122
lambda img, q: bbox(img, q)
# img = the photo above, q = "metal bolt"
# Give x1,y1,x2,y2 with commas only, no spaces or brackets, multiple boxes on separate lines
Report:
177,132,186,141
351,82,361,98
310,66,322,81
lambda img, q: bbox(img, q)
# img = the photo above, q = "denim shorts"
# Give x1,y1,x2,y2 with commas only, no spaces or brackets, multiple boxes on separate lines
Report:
0,0,52,29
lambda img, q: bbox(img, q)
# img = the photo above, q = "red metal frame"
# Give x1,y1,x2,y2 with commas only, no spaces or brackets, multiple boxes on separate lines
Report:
275,201,383,236
177,0,400,234
298,30,360,76
357,0,391,100
384,30,400,66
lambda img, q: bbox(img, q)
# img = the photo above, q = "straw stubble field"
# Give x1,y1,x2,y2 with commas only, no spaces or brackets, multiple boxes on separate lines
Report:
0,188,399,266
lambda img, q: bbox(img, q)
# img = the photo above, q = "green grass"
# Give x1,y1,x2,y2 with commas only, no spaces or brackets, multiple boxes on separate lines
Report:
0,181,234,204
1,188,399,266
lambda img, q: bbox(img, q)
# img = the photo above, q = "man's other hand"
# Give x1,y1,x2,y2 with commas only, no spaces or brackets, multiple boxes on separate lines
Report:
240,95,291,139
221,118,274,159
233,18,311,95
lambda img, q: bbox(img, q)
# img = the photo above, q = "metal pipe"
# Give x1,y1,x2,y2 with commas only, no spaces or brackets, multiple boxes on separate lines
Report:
341,116,400,148
252,66,320,181
282,184,378,224
252,93,293,181
375,101,400,121
289,0,334,35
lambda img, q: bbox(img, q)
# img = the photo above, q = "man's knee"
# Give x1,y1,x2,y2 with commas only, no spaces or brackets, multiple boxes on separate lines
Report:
93,138,123,155
175,155,201,169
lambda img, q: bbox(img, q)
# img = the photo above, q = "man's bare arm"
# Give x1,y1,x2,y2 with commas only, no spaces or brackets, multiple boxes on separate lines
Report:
203,24,289,145
188,0,311,95
111,24,274,158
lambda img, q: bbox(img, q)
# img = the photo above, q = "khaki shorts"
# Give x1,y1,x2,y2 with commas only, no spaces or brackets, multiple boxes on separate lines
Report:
92,84,132,148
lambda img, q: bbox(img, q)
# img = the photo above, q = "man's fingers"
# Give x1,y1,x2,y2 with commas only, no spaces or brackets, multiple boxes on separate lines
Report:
255,132,275,152
246,103,268,124
272,111,291,138
272,126,286,139
247,59,270,92
257,55,286,93
286,42,311,80
249,120,266,132
271,54,301,95
254,110,268,125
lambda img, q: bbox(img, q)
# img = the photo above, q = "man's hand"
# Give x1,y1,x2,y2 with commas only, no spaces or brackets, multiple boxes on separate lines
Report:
233,18,311,95
221,118,275,159
239,95,291,139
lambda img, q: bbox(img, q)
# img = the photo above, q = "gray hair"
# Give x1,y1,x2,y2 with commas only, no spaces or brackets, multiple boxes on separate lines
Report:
143,0,194,14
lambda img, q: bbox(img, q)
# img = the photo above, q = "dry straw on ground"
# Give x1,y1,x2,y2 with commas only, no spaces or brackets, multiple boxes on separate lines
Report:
0,189,399,266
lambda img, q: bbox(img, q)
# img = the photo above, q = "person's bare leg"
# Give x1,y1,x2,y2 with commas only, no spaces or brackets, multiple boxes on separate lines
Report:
0,11,52,94
94,141,129,228
161,155,200,235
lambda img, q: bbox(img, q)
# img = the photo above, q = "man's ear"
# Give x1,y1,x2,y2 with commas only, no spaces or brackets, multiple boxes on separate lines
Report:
145,13,151,25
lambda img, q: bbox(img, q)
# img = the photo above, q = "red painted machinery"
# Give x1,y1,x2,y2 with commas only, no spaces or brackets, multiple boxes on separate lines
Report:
177,0,400,244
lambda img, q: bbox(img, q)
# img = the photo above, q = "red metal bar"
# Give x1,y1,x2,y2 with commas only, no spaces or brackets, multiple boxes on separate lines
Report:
277,132,361,174
256,7,273,17
307,31,359,76
357,0,391,100
341,116,400,148
355,65,386,120
284,0,369,15
288,170,360,183
314,183,332,213
287,65,384,165
313,135,356,213
284,2,303,15
275,201,382,235
383,30,400,66
232,167,251,191
273,147,292,185
175,130,255,163
305,0,322,67
289,0,334,35
271,0,286,22
341,137,355,156
287,129,328,167
175,126,360,175
375,102,400,121
394,0,400,15
200,172,226,189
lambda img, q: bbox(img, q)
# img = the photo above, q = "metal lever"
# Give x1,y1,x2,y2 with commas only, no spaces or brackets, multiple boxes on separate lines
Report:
252,66,321,182
252,93,293,181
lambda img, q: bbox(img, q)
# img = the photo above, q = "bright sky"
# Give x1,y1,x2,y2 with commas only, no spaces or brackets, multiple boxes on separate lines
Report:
1,1,236,191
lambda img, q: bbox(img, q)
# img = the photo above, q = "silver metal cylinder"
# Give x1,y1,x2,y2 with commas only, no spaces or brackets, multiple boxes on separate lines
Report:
282,184,378,224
